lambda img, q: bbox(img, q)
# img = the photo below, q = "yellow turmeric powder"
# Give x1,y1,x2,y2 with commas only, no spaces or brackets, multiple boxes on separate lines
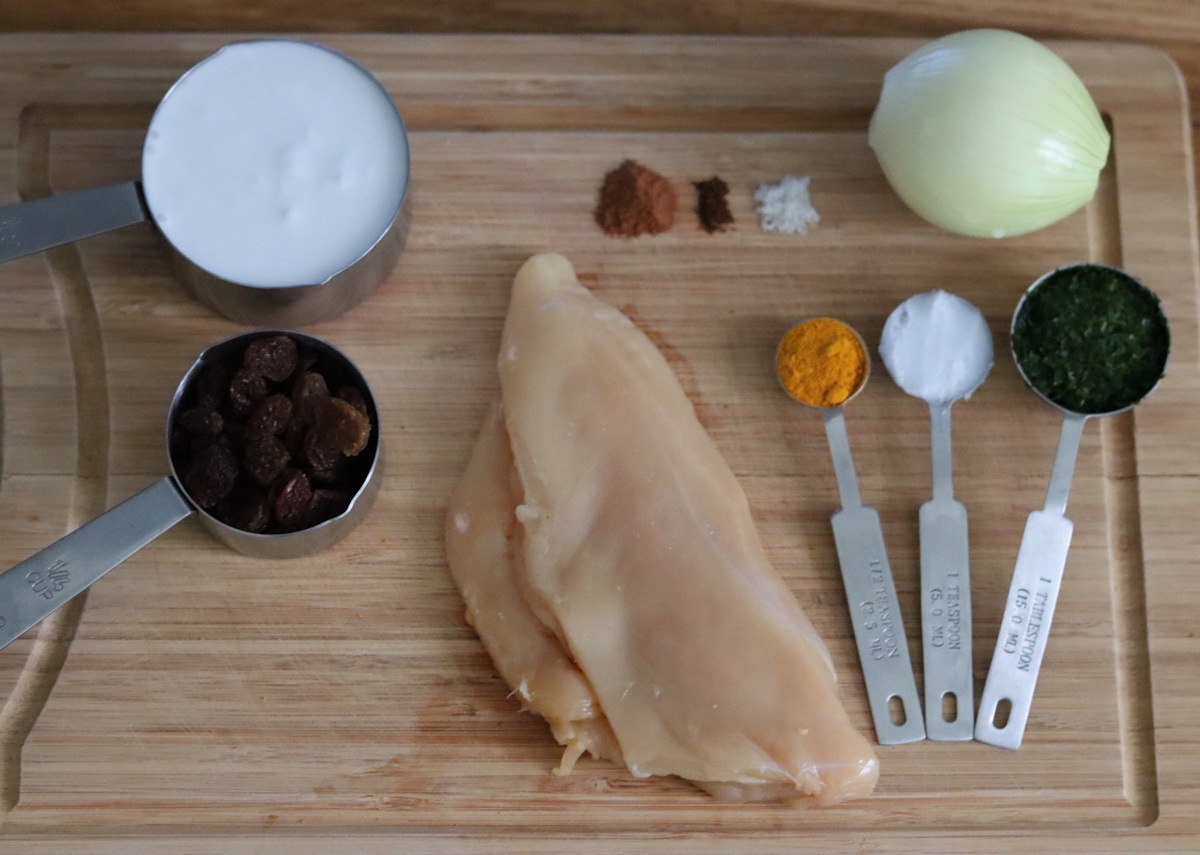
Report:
776,318,868,407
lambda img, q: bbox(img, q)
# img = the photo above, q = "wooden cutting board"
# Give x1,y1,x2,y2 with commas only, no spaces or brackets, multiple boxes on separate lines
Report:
0,33,1196,854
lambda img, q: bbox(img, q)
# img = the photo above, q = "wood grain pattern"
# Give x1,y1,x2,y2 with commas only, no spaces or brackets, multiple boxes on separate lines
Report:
12,0,1200,331
0,34,1196,853
3,3,1199,124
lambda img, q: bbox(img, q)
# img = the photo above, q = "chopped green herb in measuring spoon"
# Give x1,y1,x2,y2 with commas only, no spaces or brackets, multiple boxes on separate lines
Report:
1011,264,1169,414
978,265,1170,750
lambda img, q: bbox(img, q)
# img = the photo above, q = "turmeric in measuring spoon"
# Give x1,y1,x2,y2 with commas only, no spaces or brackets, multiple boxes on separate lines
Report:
776,318,868,407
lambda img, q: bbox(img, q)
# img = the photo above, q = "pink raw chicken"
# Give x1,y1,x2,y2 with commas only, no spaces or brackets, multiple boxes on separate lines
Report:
445,254,878,804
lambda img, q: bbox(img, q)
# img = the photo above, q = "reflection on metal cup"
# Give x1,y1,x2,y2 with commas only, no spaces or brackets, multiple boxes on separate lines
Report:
166,194,412,328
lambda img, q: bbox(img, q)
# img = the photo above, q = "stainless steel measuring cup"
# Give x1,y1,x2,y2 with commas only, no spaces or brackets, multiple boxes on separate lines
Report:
975,263,1168,749
0,329,384,652
0,39,411,327
777,319,926,745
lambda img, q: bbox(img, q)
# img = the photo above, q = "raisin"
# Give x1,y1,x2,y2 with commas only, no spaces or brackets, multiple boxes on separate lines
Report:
244,335,298,382
246,394,294,441
308,461,347,487
281,418,307,458
215,486,270,533
195,362,230,410
291,371,329,424
243,436,291,487
188,432,219,455
183,441,238,509
178,406,224,436
294,348,321,378
229,367,268,416
306,489,351,526
336,385,369,416
223,420,247,451
313,396,371,456
270,469,312,530
304,428,345,484
178,332,371,531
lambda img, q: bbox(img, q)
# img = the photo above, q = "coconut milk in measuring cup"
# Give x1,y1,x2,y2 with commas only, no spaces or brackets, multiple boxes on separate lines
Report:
0,39,411,326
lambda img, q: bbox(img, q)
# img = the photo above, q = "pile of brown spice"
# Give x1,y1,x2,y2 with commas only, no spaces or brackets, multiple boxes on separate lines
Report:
594,159,676,237
694,176,734,233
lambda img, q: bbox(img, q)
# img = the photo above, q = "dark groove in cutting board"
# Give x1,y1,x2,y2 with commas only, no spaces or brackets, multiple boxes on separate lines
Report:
1089,115,1160,826
0,102,111,818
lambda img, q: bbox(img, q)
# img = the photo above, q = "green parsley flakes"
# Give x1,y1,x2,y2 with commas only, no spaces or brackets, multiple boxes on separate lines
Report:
1012,264,1169,415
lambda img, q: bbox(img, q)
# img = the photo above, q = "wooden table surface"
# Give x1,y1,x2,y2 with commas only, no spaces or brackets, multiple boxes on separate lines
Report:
0,3,1197,851
1,30,1197,853
3,1,1197,215
3,0,1197,89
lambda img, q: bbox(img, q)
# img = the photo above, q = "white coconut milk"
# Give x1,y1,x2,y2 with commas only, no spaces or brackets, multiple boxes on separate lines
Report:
142,40,408,288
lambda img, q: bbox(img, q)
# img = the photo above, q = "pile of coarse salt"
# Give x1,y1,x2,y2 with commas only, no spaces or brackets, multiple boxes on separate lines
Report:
754,175,819,234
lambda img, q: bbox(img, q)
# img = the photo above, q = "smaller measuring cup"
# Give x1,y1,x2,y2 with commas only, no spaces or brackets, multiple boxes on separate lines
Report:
777,318,926,745
0,329,384,652
976,263,1169,749
880,291,993,741
0,39,411,327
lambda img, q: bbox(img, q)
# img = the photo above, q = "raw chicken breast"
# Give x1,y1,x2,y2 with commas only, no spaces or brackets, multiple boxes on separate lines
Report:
446,253,878,804
446,402,621,773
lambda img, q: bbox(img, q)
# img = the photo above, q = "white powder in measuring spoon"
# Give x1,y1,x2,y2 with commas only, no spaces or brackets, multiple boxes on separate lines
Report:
879,290,993,404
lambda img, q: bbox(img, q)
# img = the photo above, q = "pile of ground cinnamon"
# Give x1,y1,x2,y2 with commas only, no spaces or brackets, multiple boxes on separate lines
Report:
694,176,734,233
594,160,676,237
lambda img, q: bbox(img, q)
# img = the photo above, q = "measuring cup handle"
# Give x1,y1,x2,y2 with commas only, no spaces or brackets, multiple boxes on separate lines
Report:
0,181,148,264
0,477,193,651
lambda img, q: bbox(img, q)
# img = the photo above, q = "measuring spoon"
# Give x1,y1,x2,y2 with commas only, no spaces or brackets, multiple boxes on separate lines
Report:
0,329,384,652
777,319,925,745
976,263,1169,749
880,291,992,741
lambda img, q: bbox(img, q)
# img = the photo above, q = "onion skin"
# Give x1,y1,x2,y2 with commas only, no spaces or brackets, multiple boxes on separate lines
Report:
868,29,1111,239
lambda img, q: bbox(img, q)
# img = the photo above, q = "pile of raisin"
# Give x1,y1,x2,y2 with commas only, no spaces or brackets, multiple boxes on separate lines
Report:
171,334,374,534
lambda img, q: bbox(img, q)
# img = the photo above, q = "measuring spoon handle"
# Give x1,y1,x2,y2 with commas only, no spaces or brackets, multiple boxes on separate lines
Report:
974,509,1072,748
0,181,148,263
976,413,1086,748
832,504,927,745
920,402,974,740
821,407,924,744
920,498,974,740
0,477,193,650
